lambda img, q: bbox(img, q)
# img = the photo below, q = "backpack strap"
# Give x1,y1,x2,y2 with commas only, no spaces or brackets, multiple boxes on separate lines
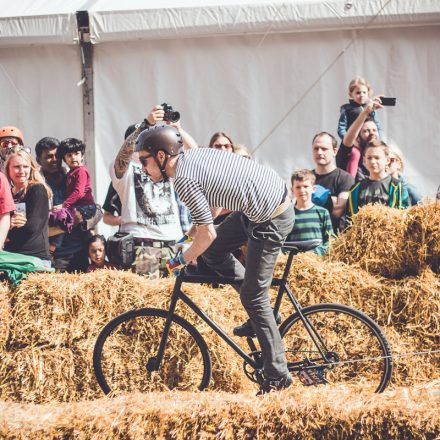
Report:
388,177,402,208
348,181,362,215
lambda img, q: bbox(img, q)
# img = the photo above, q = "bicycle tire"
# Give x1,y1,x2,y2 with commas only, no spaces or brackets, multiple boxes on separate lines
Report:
279,303,393,393
93,308,212,394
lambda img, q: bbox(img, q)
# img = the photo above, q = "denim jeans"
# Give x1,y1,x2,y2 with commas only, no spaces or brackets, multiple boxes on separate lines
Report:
202,204,294,379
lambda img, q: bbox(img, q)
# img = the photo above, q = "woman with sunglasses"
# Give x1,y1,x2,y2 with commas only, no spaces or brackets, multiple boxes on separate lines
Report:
3,149,53,267
208,131,234,152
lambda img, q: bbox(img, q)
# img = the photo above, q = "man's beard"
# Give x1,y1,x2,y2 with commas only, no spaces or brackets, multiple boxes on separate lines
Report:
360,133,376,149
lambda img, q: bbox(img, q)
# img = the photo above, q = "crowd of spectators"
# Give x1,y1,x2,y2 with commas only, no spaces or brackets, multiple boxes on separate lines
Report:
0,78,434,276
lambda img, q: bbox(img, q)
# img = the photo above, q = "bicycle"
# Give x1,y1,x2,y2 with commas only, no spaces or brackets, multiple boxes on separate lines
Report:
93,239,393,395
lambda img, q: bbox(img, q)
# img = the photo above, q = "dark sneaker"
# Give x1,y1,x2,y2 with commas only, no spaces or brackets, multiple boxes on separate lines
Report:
257,374,293,395
233,312,282,337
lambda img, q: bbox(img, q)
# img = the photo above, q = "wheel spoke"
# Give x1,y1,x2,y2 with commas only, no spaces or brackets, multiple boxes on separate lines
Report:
94,309,211,394
281,304,393,393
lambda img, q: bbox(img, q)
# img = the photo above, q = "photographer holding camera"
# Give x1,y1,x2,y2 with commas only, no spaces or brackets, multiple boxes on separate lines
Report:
109,103,197,278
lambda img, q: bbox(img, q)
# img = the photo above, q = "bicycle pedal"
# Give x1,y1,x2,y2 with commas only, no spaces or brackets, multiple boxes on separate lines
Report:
234,321,255,337
297,367,328,386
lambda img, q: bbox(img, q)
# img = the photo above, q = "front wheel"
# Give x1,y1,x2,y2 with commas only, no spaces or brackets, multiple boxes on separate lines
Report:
93,308,212,394
280,303,393,393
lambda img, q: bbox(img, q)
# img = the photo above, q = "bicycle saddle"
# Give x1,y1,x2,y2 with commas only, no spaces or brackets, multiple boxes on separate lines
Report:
283,239,323,253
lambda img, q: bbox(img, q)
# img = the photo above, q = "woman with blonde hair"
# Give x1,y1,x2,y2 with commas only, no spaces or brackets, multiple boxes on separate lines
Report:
3,149,52,266
387,144,421,206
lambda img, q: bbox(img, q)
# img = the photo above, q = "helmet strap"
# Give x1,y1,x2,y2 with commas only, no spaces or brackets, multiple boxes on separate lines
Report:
152,152,169,182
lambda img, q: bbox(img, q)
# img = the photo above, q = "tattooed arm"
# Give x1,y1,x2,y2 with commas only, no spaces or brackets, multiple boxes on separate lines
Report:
114,105,165,178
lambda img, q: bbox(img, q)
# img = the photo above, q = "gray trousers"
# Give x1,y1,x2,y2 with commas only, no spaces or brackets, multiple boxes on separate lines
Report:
202,204,294,379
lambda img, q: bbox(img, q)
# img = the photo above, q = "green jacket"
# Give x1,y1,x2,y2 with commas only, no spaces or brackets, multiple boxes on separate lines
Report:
0,250,54,287
348,177,409,217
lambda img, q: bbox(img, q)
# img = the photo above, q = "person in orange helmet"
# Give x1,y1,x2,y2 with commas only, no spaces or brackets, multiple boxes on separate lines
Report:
0,126,25,166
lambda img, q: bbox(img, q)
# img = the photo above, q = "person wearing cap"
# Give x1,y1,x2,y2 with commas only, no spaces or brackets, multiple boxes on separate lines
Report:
136,124,294,394
110,105,197,278
0,126,25,169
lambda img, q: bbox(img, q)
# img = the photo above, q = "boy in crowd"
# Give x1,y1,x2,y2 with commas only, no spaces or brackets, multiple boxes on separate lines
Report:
286,169,333,256
347,140,409,218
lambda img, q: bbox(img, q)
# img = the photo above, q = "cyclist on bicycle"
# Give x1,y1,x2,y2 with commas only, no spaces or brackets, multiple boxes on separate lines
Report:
136,124,294,393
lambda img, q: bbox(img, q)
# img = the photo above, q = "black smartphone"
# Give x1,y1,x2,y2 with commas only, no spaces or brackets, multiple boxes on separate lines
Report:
380,97,396,106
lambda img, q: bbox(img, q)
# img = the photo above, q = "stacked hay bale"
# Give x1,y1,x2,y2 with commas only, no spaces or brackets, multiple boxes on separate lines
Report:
326,202,440,385
1,384,439,439
329,202,440,277
274,251,439,386
0,202,438,405
0,270,252,403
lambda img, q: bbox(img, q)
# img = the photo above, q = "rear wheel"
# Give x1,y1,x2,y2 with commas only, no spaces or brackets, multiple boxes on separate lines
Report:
93,308,212,394
280,303,393,393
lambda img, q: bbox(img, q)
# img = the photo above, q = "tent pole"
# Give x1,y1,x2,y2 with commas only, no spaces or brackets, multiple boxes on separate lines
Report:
76,11,96,200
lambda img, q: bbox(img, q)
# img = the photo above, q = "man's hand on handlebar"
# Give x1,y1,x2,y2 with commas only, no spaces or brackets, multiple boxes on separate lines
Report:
166,251,188,277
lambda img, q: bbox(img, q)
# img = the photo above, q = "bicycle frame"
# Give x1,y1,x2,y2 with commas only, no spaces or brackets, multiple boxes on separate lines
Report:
152,249,334,374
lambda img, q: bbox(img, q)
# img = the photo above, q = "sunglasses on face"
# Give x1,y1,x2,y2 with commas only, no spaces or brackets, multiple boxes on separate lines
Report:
0,145,31,156
0,139,20,148
139,154,152,166
212,143,233,150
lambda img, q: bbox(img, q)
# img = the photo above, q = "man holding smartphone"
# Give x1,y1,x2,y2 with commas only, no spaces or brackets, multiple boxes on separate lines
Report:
336,96,385,182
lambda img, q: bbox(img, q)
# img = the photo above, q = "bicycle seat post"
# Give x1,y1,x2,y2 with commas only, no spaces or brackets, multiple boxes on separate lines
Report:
282,250,297,282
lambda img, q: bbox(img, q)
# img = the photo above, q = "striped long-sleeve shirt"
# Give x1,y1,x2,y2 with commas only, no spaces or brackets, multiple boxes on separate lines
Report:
173,148,286,225
285,205,333,256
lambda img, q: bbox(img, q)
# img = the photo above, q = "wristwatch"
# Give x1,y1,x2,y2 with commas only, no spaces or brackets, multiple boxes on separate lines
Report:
138,118,153,131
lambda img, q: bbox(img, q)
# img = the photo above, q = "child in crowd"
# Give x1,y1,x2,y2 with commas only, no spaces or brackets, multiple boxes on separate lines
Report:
347,140,409,219
285,169,333,256
386,144,421,206
49,138,97,249
338,77,382,177
87,234,117,272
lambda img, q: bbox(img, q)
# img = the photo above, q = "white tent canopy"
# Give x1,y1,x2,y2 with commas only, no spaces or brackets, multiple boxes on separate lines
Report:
87,0,440,43
1,1,439,237
2,1,439,45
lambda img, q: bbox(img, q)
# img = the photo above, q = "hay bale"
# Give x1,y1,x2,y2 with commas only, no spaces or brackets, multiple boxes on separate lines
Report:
7,270,169,348
388,267,440,346
277,253,440,348
329,201,440,278
276,252,393,326
329,205,413,278
4,270,255,402
385,326,440,386
0,281,10,351
0,345,101,403
1,384,439,439
4,259,439,403
404,201,440,274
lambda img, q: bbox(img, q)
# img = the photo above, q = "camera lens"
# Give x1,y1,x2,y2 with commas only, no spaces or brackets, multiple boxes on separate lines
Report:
170,111,180,122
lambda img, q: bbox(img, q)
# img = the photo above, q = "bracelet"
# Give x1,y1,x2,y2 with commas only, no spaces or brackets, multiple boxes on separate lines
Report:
139,118,153,131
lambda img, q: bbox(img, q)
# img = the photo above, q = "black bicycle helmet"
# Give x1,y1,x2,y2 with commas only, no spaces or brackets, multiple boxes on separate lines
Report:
135,125,183,181
135,125,183,156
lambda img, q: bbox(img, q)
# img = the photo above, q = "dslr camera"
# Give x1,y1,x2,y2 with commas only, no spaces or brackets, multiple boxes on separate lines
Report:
161,102,180,123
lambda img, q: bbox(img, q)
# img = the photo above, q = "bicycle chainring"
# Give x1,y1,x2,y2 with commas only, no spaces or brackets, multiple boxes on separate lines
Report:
297,359,329,386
